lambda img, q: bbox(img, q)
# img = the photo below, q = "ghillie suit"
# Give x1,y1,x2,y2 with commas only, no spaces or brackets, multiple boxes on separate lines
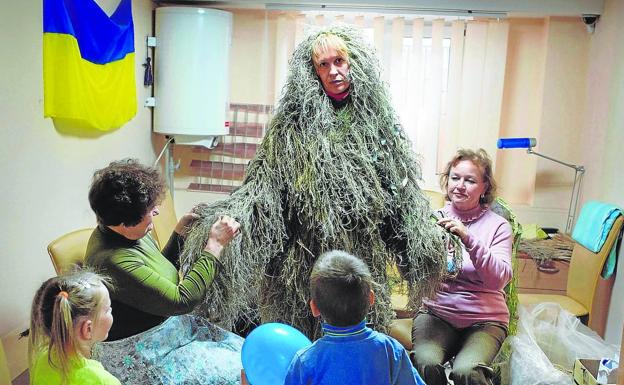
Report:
180,25,459,339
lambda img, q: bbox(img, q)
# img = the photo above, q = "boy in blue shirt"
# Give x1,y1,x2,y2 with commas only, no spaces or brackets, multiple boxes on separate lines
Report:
284,250,426,385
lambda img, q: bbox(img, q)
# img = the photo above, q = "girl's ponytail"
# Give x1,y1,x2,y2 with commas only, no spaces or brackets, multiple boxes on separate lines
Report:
49,289,78,378
28,269,111,383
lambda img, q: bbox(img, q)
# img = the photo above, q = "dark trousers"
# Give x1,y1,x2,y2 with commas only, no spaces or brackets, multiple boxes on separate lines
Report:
410,312,507,385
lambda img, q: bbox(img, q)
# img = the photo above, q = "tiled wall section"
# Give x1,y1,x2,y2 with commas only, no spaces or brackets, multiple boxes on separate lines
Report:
187,103,273,193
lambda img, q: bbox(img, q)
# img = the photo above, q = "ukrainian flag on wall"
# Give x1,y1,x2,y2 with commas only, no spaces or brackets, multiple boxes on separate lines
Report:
43,0,136,131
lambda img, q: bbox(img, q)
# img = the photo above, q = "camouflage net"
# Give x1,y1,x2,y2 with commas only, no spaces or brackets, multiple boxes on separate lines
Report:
180,25,458,339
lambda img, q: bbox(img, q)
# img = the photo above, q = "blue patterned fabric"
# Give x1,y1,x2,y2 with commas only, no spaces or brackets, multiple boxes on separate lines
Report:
93,314,243,385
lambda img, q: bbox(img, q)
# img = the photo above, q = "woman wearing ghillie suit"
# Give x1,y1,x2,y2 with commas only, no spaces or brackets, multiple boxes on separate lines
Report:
181,25,458,339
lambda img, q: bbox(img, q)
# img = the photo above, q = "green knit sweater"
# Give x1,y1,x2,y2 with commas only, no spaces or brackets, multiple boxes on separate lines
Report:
86,225,217,340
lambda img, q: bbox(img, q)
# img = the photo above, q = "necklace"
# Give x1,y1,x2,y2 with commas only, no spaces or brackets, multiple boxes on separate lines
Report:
447,204,489,224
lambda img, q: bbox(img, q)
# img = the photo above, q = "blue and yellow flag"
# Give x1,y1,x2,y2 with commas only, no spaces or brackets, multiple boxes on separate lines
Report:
43,0,136,131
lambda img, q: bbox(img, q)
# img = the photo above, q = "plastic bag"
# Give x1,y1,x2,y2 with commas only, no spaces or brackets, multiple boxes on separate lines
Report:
497,302,620,385
519,303,619,370
509,328,571,385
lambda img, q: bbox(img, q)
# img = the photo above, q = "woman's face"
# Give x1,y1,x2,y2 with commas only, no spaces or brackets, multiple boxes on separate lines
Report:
447,160,488,211
314,48,350,94
123,205,160,240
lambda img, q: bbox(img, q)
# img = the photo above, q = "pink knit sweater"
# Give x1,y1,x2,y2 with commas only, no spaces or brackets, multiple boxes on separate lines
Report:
423,203,513,329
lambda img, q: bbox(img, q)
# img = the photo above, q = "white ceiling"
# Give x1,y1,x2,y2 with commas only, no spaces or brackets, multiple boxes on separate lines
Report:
162,0,605,16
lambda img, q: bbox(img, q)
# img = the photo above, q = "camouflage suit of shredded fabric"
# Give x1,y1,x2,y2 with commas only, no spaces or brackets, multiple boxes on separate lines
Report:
180,25,457,340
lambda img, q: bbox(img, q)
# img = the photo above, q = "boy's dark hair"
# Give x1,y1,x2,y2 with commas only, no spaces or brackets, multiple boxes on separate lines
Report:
88,159,166,226
310,250,373,326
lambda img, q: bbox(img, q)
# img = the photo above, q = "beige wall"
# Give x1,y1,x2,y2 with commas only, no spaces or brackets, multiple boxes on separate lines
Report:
497,18,547,205
0,0,155,377
497,17,589,230
534,17,588,209
229,10,278,105
579,0,624,344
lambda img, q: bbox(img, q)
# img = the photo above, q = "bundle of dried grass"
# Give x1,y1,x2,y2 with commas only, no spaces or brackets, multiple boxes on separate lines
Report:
519,233,574,262
180,25,458,339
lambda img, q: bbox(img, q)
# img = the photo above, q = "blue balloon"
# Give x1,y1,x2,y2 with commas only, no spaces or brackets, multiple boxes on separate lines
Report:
242,323,312,385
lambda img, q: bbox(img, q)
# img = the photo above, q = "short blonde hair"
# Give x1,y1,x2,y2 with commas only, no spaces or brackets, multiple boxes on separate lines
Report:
439,148,497,205
311,33,350,66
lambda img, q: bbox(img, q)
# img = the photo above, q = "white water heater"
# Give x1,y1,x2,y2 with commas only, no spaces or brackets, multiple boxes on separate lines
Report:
154,7,232,148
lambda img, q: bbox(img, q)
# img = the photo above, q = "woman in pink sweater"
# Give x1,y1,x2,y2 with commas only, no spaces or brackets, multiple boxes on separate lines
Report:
410,148,512,385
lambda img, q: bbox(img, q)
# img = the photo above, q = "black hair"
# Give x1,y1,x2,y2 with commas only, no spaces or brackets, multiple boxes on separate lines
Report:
88,159,165,226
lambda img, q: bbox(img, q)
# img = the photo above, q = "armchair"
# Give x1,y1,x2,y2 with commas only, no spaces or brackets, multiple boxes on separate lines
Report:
47,228,94,274
519,215,623,336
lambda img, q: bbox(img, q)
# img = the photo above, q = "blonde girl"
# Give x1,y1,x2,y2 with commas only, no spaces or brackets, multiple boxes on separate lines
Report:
28,270,118,385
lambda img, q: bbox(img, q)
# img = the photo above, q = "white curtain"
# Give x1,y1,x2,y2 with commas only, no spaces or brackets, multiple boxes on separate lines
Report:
271,12,510,190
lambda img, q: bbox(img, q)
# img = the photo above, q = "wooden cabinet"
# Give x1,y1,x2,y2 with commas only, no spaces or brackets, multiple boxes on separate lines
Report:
517,253,570,294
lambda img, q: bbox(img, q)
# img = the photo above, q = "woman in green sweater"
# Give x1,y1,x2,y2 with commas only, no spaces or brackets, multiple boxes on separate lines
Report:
85,159,242,385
